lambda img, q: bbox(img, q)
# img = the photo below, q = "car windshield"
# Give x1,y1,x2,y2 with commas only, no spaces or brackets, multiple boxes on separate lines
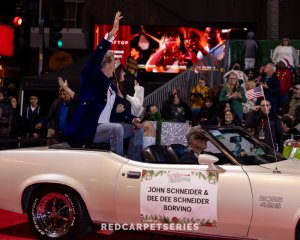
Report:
208,128,286,165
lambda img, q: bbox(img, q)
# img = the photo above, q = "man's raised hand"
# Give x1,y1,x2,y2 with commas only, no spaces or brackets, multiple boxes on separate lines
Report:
111,11,123,35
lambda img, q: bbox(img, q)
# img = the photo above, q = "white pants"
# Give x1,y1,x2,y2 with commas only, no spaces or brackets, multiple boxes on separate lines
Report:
244,58,255,70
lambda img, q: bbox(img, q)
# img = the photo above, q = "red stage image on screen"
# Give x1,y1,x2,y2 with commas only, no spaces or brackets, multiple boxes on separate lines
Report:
94,24,131,67
94,25,241,74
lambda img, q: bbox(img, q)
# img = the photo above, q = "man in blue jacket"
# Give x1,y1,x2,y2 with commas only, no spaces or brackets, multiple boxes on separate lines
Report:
64,11,143,161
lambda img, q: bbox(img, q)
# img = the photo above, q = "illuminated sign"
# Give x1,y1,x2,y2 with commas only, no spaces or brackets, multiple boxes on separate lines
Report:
0,25,14,57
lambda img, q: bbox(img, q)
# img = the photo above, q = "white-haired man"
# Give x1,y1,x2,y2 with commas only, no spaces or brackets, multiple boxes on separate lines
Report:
180,126,209,164
260,63,280,113
64,12,143,161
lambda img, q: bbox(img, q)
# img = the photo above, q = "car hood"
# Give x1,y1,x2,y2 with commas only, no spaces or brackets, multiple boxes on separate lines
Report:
259,158,300,174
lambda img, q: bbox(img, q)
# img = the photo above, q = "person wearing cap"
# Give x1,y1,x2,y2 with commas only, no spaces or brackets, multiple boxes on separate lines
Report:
180,126,209,164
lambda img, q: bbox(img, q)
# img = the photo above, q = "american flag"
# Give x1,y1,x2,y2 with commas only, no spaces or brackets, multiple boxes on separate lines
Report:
246,86,264,100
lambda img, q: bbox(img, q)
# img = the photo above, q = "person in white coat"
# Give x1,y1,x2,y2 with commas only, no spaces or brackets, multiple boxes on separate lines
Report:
126,79,144,117
272,37,299,67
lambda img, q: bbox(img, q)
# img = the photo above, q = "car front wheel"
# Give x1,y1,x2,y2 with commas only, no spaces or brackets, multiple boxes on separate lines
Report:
27,185,90,240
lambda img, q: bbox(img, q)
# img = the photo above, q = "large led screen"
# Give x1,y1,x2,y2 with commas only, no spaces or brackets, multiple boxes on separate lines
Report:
94,25,235,74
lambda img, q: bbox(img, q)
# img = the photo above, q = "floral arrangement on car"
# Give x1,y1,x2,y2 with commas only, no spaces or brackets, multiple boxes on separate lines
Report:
283,139,300,160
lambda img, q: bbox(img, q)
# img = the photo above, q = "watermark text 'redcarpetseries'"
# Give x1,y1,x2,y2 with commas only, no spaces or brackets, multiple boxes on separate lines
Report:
99,223,200,231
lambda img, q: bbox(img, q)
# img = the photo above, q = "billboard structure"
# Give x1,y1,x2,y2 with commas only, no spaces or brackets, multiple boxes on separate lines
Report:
94,24,243,75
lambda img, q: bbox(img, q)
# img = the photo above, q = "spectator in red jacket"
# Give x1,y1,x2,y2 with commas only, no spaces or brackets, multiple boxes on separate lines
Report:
276,58,293,110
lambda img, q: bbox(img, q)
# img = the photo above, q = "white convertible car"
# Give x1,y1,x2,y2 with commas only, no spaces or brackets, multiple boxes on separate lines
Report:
0,126,300,240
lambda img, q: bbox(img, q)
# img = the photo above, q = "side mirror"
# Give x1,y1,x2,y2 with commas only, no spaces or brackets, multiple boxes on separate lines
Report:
198,154,219,171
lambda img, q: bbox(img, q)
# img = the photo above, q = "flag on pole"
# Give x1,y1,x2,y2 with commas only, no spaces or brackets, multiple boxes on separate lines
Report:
246,86,264,100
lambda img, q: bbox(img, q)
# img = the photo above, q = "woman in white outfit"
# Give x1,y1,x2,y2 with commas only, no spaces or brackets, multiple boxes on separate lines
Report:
272,38,299,67
126,79,144,117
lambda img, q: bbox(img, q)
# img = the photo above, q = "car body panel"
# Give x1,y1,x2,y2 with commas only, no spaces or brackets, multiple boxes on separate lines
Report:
1,127,300,240
0,148,127,223
116,160,252,238
243,163,300,240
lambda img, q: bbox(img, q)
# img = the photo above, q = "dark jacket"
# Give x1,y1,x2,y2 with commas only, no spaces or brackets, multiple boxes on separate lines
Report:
42,94,79,134
64,38,135,143
161,100,192,123
110,95,136,124
245,110,284,153
180,148,213,164
64,38,113,143
263,72,280,113
22,105,44,136
180,147,199,164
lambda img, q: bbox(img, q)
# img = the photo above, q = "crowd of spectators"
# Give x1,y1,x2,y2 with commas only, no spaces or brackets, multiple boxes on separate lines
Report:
1,18,300,157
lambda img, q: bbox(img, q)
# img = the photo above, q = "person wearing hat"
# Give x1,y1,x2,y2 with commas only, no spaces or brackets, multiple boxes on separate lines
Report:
180,126,209,164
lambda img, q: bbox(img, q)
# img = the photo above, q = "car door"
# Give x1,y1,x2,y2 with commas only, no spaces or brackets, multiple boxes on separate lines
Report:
115,160,252,238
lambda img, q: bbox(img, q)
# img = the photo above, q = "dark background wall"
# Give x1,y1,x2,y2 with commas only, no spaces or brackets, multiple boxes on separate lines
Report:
81,0,299,40
279,0,300,38
2,0,300,40
84,0,261,37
